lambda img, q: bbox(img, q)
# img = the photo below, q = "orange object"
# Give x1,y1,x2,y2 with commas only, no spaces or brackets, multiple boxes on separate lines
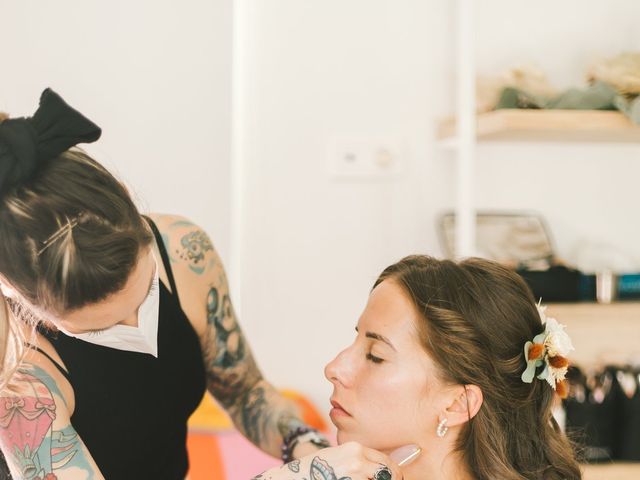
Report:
186,433,226,480
528,343,544,361
548,355,569,369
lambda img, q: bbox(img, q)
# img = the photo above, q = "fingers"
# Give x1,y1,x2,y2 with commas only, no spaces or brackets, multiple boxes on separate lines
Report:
365,451,402,480
296,442,404,480
341,442,403,480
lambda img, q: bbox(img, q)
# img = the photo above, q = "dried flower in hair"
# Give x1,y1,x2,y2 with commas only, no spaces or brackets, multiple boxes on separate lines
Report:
543,317,574,358
521,302,574,395
556,380,568,399
528,343,545,361
548,355,569,369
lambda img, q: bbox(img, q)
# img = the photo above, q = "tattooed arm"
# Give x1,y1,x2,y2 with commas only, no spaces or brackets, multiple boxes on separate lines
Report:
153,214,320,457
0,363,104,479
250,443,404,480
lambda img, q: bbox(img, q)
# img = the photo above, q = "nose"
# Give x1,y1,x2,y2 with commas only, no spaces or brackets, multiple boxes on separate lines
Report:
324,347,354,388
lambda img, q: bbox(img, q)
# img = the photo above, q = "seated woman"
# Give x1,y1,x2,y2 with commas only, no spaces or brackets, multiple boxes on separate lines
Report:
322,255,582,480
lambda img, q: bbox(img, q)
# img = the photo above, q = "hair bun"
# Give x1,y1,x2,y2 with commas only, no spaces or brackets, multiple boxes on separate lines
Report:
0,88,101,196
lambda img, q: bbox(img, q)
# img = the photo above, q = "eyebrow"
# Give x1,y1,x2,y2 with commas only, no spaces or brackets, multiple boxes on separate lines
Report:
355,326,397,351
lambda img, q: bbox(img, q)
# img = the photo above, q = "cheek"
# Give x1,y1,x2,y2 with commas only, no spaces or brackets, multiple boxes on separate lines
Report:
346,367,434,448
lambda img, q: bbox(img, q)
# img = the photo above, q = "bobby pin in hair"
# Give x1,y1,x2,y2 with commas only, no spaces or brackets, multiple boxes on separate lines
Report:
37,215,82,256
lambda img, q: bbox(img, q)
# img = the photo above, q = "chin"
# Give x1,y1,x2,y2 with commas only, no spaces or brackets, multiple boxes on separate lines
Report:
336,429,351,445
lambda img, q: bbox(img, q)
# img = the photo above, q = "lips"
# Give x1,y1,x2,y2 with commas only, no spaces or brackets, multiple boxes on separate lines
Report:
330,398,351,417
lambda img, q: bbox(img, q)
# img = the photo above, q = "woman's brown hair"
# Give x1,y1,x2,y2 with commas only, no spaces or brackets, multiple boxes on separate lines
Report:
0,111,153,391
375,255,581,480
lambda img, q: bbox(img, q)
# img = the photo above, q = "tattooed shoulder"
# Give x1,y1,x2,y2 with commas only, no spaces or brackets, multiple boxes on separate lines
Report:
0,365,95,479
154,215,216,275
173,222,214,274
177,229,213,273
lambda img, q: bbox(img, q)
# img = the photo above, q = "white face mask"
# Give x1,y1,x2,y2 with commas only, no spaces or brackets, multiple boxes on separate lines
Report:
56,258,161,357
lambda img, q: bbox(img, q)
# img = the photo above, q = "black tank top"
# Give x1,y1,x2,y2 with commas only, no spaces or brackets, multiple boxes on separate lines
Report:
36,218,207,479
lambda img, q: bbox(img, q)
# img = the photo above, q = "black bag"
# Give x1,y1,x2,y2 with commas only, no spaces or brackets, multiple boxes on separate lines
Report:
613,366,640,460
563,366,621,462
515,265,582,302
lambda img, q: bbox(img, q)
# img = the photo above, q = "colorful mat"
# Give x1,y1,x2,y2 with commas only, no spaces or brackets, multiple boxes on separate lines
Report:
186,390,327,480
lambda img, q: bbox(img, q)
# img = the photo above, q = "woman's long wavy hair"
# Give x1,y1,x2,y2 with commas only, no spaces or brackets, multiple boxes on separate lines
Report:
0,112,153,392
375,255,581,480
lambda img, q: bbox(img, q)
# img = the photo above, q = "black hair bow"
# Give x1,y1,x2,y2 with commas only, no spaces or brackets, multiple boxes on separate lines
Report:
0,88,101,195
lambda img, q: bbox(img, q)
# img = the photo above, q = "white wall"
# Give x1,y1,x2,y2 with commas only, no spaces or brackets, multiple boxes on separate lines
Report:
3,0,640,422
238,0,454,413
238,0,640,414
0,0,233,259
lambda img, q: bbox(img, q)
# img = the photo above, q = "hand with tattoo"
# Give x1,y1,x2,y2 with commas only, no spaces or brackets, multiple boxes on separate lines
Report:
252,443,403,480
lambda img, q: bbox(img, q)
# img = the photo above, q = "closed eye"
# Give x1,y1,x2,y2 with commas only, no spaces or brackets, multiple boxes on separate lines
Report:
366,353,384,364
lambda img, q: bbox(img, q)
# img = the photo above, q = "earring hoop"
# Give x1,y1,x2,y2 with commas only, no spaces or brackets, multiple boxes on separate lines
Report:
436,417,448,438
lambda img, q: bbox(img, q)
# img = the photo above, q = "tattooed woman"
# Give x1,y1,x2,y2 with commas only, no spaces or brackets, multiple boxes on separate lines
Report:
324,256,582,480
0,90,401,480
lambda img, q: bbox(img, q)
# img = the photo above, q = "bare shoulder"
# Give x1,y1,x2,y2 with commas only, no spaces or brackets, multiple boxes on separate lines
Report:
22,334,75,413
146,213,224,338
146,213,214,271
0,359,104,478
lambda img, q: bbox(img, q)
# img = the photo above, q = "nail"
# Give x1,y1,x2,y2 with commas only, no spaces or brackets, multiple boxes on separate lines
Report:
389,444,422,467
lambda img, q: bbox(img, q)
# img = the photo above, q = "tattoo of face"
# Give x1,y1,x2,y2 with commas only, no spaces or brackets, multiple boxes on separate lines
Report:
203,286,261,413
177,230,213,274
239,386,272,446
310,456,351,480
207,287,244,369
288,459,301,473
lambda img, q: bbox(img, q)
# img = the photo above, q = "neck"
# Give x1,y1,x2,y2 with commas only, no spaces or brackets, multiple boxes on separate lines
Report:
119,313,139,327
390,438,473,480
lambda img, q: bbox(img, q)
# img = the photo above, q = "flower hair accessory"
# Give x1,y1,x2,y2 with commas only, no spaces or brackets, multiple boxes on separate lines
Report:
521,302,575,398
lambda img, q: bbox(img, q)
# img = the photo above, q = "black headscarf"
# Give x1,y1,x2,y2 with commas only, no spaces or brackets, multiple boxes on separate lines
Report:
0,88,102,196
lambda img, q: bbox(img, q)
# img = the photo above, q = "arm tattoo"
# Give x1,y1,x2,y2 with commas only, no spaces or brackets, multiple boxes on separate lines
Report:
238,386,272,447
310,457,351,480
277,412,306,438
204,285,280,448
207,288,245,369
0,366,95,479
177,220,305,454
251,457,351,480
287,459,301,473
177,230,214,274
204,282,305,454
204,286,261,405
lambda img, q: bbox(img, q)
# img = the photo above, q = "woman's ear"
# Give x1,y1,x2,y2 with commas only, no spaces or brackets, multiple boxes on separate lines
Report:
444,384,483,427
